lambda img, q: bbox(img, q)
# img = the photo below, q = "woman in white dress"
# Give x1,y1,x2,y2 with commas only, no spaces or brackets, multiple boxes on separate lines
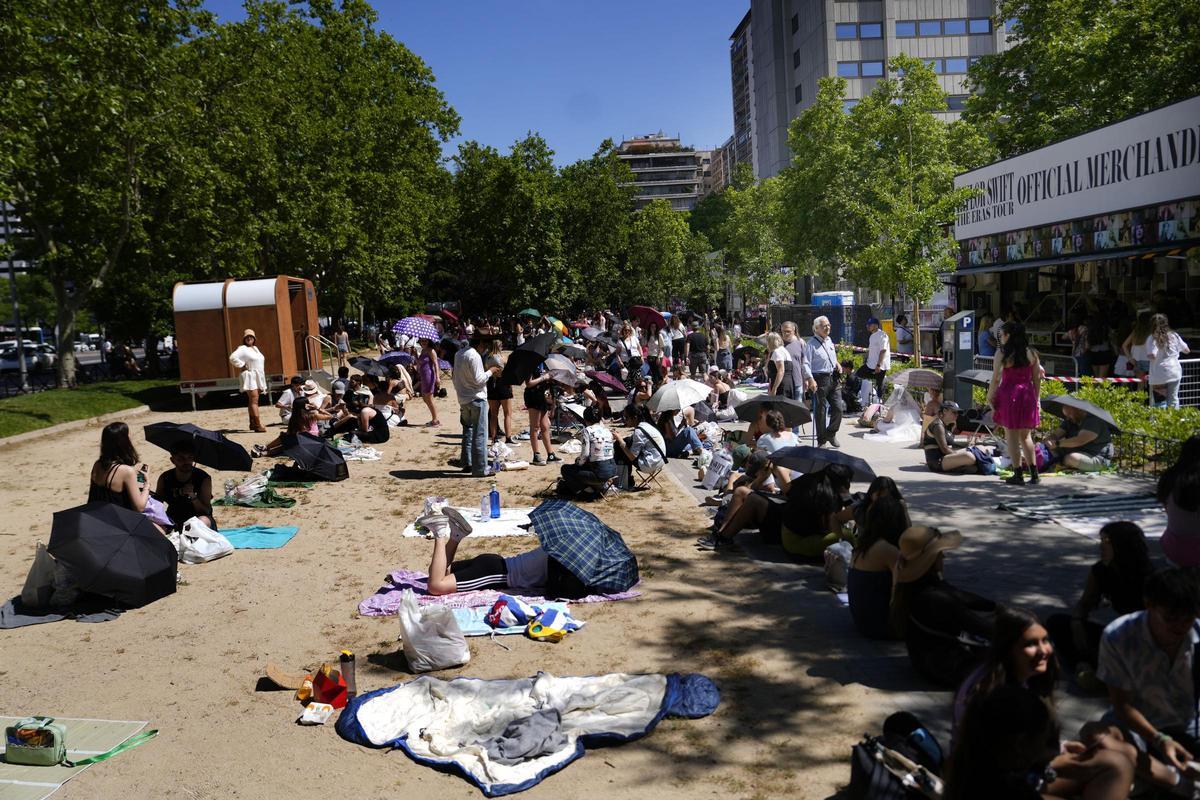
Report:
229,329,268,432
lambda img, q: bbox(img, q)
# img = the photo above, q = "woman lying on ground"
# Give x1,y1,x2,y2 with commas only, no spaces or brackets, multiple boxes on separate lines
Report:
950,607,1136,800
847,495,909,640
1045,521,1151,692
420,507,548,596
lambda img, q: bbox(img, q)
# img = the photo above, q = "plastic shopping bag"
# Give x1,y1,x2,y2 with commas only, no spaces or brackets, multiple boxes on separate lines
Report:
397,589,470,672
178,517,234,564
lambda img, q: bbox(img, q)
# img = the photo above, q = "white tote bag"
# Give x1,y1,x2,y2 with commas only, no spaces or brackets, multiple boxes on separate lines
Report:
178,517,234,564
397,589,470,672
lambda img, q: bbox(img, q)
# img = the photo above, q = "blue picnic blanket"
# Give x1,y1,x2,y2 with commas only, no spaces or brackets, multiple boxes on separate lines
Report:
452,602,569,637
220,525,299,549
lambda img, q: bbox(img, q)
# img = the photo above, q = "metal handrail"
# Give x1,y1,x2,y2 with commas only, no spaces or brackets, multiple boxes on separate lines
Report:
306,334,338,375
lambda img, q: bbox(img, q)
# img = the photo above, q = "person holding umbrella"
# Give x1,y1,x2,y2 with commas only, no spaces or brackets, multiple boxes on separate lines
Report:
1043,404,1113,472
228,329,268,433
154,441,215,530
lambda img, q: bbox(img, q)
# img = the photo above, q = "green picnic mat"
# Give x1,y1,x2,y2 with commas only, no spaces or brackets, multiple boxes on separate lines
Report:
266,480,315,489
995,465,1118,479
0,716,149,800
212,487,296,509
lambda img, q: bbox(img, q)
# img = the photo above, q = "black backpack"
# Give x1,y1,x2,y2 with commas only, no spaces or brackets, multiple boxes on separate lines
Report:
847,712,943,800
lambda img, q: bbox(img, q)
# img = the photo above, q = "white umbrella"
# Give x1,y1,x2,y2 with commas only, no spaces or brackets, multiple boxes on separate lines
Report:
648,379,711,414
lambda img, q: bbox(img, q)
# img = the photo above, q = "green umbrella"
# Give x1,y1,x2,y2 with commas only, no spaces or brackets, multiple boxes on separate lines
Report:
519,308,541,318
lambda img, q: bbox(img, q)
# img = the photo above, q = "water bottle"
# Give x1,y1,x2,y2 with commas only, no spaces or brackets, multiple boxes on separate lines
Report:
479,493,489,521
489,482,501,519
224,479,235,500
339,650,357,699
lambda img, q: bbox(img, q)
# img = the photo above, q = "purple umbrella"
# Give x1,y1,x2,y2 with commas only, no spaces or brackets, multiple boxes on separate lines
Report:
585,370,626,394
392,316,441,341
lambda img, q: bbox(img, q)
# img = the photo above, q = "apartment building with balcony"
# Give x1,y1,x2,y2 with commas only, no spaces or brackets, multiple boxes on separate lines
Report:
730,11,758,176
616,134,709,211
747,0,1011,179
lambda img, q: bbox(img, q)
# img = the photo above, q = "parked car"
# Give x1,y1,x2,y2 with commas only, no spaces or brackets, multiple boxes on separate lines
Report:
0,345,43,372
35,344,57,369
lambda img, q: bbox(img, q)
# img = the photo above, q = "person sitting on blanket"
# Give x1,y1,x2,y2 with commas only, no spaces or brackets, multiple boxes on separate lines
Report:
255,398,332,457
325,388,389,442
155,440,216,530
419,507,548,596
1043,405,1113,472
923,401,980,474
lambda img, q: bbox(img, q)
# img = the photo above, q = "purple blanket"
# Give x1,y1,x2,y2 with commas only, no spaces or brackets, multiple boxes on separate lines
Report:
358,569,641,616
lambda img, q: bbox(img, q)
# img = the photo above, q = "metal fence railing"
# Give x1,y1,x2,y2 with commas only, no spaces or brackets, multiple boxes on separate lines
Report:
1112,432,1187,478
1168,358,1200,408
0,357,174,398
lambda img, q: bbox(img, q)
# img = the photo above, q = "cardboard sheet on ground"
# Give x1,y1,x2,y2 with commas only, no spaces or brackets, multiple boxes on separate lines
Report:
400,507,535,538
0,716,149,800
998,492,1166,540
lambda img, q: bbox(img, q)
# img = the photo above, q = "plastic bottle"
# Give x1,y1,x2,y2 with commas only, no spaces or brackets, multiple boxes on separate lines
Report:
224,479,235,500
489,482,501,519
339,650,356,699
479,493,489,521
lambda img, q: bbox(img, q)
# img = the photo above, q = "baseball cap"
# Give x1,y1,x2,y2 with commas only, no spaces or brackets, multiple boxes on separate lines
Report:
939,400,962,412
866,317,880,327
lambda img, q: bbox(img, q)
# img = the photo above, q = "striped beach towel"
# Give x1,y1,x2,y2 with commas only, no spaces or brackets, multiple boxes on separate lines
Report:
998,492,1165,539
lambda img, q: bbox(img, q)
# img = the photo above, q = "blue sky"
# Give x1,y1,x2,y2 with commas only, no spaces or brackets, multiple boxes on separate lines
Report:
203,0,747,165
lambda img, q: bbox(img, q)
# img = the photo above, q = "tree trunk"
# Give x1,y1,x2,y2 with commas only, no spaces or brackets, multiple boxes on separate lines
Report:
53,284,80,388
912,297,922,364
143,331,160,377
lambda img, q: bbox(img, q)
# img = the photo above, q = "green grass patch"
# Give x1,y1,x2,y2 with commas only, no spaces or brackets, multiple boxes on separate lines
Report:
0,379,181,439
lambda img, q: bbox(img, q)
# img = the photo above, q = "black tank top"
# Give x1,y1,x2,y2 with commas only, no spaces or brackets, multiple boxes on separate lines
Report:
158,468,211,525
88,463,136,510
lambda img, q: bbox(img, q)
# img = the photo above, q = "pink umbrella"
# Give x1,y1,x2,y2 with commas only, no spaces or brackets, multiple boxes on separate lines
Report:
629,305,666,331
585,370,626,394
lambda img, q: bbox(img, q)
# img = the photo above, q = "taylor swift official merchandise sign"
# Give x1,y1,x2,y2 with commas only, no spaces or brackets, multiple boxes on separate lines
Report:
954,95,1200,241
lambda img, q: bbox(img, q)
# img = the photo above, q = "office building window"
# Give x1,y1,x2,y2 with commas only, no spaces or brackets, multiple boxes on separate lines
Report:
843,99,860,112
837,62,859,78
791,13,799,33
794,84,803,104
944,57,969,74
794,49,801,68
859,22,882,38
861,61,884,77
942,19,967,35
924,58,943,73
918,20,941,36
835,23,857,39
895,21,916,37
969,18,991,33
946,95,968,111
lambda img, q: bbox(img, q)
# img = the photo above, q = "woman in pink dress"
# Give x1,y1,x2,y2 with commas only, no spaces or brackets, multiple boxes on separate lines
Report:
988,321,1041,485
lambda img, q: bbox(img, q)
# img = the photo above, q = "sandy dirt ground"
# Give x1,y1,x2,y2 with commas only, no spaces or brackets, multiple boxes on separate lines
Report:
1,386,885,800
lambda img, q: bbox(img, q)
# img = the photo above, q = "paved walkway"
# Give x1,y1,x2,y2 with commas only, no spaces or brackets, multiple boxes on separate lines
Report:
661,418,1165,744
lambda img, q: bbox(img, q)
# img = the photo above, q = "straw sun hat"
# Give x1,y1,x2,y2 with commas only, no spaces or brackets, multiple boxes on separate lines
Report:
894,526,963,584
243,329,256,340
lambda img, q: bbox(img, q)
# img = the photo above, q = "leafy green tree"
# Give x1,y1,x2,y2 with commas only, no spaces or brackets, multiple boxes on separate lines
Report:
780,58,992,357
966,0,1200,157
624,200,691,309
557,140,635,309
720,176,791,305
0,0,213,385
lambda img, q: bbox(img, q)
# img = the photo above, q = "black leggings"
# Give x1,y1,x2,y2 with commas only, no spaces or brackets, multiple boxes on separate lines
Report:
450,553,508,591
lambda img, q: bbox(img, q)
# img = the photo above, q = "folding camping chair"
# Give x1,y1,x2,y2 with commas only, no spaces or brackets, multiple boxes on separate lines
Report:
633,429,669,492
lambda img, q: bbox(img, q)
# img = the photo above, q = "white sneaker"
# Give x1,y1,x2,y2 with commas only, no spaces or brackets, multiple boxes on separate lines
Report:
423,496,448,516
444,507,474,542
415,513,450,540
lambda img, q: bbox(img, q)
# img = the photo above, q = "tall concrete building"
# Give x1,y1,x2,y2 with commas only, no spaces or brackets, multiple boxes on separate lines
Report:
729,11,757,176
616,134,709,211
748,0,1010,179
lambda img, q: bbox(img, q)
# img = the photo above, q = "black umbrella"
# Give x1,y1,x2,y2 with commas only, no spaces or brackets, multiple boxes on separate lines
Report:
1040,395,1120,432
143,422,252,472
350,356,389,378
580,326,605,342
281,432,349,481
956,369,992,388
555,343,589,361
501,332,558,385
48,502,177,608
378,350,414,367
437,337,461,361
768,445,876,483
734,394,812,427
732,344,761,364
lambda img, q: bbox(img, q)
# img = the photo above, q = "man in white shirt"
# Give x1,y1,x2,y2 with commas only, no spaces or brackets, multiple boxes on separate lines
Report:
857,317,890,406
451,333,500,477
275,375,304,423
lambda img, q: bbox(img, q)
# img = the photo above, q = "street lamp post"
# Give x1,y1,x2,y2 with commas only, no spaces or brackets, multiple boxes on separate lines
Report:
1,202,30,393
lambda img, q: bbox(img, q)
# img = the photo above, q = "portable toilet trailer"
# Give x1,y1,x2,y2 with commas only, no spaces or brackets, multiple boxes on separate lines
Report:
811,291,856,345
173,276,324,408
